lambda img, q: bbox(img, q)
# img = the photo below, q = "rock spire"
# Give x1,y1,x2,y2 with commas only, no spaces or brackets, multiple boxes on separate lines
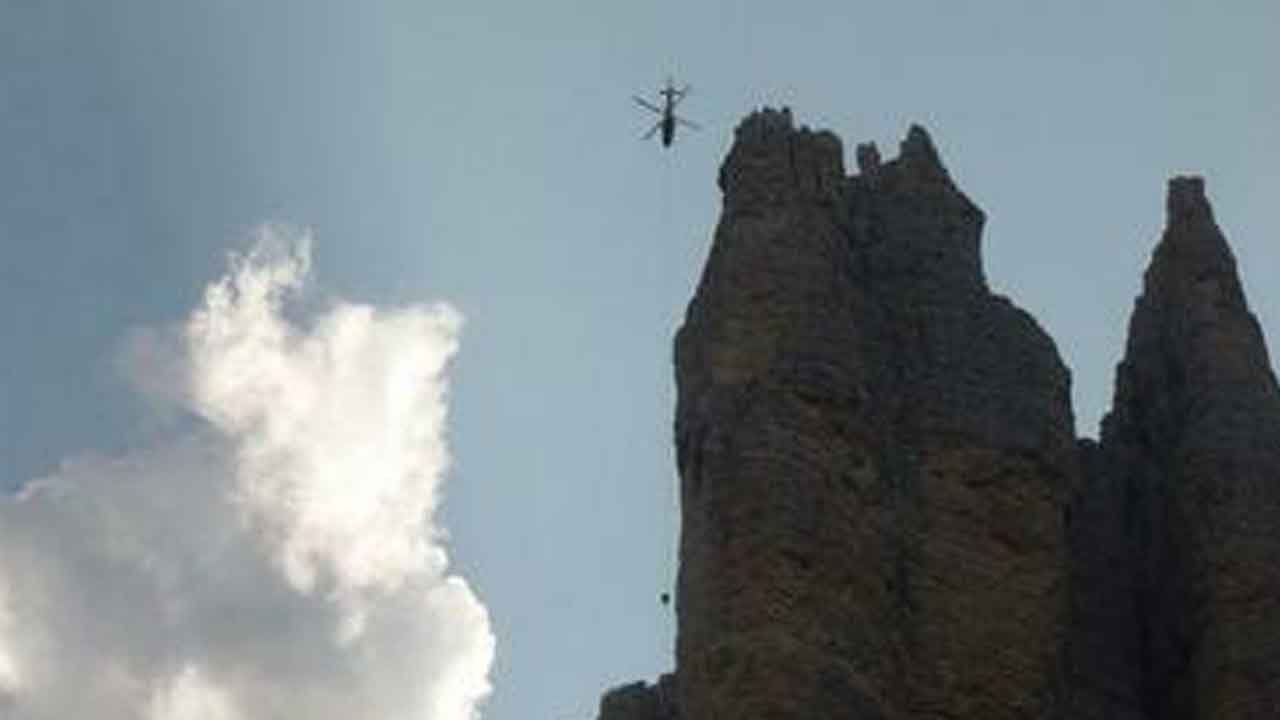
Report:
597,111,1280,719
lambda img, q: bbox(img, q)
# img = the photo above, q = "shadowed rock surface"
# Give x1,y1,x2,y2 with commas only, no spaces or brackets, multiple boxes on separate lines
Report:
597,675,679,720
1083,177,1280,719
598,111,1279,719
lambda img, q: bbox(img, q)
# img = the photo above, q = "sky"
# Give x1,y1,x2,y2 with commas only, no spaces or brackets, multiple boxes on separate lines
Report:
0,1,1275,718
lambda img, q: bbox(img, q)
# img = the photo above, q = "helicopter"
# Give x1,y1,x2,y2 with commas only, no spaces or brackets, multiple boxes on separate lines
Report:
633,77,700,147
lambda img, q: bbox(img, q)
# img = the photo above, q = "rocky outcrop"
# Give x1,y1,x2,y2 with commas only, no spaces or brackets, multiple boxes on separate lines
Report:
597,675,679,720
598,111,1280,719
667,109,1073,719
1084,177,1280,718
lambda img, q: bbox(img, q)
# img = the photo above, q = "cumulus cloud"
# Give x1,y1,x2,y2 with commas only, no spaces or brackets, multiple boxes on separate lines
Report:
0,226,493,719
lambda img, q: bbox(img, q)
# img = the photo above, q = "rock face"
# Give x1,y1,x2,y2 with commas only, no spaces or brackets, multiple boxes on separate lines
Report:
597,111,1280,719
598,675,679,720
1078,177,1280,719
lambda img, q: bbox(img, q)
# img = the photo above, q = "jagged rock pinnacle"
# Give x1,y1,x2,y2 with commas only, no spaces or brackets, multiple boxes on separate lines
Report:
1114,177,1274,425
598,112,1280,720
1084,177,1280,718
731,106,795,140
896,123,948,182
1166,175,1211,221
718,107,844,211
671,111,1073,719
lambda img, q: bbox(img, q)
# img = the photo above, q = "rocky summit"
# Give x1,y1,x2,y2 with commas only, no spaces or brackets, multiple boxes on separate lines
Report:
598,109,1280,719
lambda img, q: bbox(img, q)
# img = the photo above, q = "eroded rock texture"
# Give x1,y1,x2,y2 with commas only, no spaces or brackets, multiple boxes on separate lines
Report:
598,111,1280,720
665,109,1073,719
1089,177,1280,719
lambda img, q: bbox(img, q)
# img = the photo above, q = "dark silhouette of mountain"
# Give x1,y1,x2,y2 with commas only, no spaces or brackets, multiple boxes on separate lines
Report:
598,110,1280,719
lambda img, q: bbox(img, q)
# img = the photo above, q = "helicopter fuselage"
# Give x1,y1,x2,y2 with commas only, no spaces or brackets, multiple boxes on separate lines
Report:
659,87,678,147
635,79,697,148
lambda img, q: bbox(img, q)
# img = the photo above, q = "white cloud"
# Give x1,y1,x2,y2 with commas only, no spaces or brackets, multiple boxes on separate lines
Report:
0,582,18,700
0,225,494,719
149,666,243,720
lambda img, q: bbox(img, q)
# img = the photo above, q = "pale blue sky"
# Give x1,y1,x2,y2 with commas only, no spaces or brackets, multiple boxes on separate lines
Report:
1,1,1276,718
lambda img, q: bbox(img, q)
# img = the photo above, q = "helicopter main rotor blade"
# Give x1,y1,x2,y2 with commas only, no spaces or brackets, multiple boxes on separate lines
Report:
632,96,662,114
675,116,701,131
642,120,662,140
672,84,692,108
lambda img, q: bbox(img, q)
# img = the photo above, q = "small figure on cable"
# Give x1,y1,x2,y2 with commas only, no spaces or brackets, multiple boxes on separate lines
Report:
633,77,700,148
